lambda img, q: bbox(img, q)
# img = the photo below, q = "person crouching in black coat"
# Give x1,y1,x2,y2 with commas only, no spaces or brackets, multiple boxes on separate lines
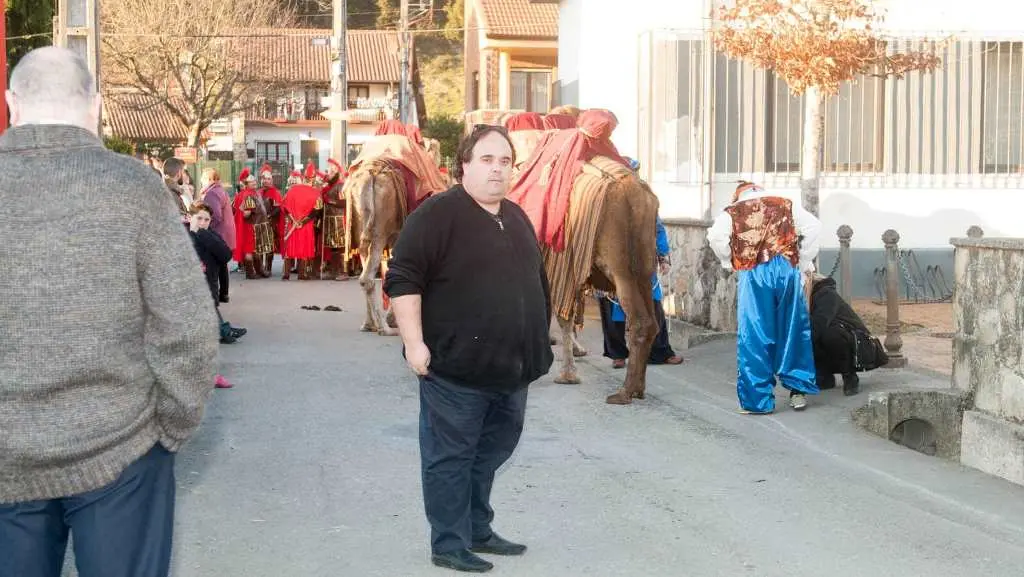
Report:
808,275,886,396
189,203,246,344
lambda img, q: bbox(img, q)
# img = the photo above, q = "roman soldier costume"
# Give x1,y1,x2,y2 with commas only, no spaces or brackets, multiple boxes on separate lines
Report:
281,163,324,280
258,163,284,275
320,157,349,281
233,168,275,279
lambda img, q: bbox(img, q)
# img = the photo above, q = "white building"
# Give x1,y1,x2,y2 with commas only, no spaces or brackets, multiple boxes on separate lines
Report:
233,29,417,169
105,29,418,176
557,0,1024,260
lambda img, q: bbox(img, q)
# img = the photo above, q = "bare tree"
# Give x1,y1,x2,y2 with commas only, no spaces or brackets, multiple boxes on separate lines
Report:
713,0,942,215
102,0,299,147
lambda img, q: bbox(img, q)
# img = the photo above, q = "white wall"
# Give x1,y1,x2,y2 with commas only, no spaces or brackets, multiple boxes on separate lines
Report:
559,0,705,160
879,0,1024,35
245,124,378,169
557,0,582,106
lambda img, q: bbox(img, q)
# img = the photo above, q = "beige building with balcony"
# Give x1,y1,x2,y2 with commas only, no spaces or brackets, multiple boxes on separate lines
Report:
463,0,559,116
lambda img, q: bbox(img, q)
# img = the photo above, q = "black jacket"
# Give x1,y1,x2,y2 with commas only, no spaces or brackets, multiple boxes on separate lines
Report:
810,277,881,374
384,186,554,391
189,228,232,304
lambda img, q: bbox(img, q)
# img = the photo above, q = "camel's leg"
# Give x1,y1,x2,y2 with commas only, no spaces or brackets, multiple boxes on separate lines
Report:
553,315,581,384
358,243,379,333
570,293,588,357
380,256,398,330
360,241,395,337
606,275,657,405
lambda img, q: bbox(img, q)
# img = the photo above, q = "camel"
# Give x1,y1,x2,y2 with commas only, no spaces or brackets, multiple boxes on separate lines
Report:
342,134,447,336
544,163,661,404
342,159,405,336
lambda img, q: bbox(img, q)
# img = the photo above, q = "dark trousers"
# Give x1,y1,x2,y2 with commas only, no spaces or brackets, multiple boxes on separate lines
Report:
597,297,676,362
0,444,176,577
218,263,230,301
419,372,528,554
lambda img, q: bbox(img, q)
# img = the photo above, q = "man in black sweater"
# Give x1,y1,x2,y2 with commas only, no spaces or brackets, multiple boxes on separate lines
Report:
385,125,554,573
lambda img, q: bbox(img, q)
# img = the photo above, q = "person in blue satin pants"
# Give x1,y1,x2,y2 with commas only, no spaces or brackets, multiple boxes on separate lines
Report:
707,182,822,413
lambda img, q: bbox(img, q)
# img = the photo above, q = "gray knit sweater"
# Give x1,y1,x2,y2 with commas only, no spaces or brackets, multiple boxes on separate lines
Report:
0,125,219,503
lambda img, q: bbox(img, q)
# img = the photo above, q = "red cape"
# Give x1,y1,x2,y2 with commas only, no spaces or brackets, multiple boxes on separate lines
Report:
281,184,321,259
232,188,259,262
507,109,628,251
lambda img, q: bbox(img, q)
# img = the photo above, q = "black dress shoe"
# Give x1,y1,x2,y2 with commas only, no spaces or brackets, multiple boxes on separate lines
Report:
430,550,493,573
219,295,229,304
471,533,527,556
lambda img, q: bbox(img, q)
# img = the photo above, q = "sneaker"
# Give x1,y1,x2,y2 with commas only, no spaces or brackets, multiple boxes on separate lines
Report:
789,393,808,411
214,375,233,389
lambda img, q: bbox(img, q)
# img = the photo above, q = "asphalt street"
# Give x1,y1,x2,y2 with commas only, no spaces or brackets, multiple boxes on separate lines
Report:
75,270,1024,576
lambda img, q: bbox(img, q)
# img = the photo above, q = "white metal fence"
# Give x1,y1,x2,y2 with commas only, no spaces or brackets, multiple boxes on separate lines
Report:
638,30,1024,189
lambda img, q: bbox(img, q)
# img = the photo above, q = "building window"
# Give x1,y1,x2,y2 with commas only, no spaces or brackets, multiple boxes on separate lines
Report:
638,33,1022,183
348,85,370,107
510,70,551,113
257,142,290,164
983,41,1024,174
472,72,480,110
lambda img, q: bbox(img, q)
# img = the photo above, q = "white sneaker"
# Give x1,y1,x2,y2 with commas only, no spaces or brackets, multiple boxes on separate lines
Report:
789,393,808,411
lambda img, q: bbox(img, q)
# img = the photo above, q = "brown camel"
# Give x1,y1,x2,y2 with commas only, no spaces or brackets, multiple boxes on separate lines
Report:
542,160,661,404
342,159,406,336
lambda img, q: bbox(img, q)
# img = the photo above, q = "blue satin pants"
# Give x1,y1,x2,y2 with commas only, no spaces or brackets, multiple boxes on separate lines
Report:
735,255,818,413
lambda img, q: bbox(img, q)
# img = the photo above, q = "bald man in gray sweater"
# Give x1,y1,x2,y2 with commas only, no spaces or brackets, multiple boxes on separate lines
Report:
0,48,218,577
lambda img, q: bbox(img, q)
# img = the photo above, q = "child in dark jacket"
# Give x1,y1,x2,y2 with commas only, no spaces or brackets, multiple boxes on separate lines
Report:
189,204,246,341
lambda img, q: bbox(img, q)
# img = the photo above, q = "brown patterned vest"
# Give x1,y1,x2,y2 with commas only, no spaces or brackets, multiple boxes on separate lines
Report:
724,196,800,271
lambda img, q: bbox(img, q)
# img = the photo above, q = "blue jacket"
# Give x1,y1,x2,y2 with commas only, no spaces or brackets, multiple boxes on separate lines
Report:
610,216,669,321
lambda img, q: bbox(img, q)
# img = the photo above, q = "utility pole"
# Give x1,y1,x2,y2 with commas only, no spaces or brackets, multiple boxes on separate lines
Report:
54,0,102,134
1,0,7,134
331,0,348,165
399,0,410,124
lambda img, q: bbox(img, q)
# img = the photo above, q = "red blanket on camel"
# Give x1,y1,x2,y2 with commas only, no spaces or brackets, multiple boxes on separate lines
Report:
506,109,628,252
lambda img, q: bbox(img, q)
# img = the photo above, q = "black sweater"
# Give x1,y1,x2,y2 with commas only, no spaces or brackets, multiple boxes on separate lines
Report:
189,228,232,304
384,186,554,391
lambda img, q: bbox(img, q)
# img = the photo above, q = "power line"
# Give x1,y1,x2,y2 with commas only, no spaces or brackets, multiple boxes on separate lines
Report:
98,24,556,39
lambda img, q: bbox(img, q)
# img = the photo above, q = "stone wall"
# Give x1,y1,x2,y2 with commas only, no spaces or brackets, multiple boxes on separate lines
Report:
662,218,737,333
951,236,1024,486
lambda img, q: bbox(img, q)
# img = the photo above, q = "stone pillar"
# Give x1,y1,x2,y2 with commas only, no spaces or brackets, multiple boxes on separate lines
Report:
662,218,737,333
882,229,908,368
952,235,1024,486
837,225,853,302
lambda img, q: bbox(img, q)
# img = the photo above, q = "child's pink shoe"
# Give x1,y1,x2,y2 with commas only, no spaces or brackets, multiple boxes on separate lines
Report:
214,375,233,389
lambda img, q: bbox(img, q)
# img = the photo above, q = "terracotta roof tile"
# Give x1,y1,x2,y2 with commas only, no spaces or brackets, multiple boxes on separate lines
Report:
478,0,559,39
104,93,194,143
239,29,402,84
103,29,406,141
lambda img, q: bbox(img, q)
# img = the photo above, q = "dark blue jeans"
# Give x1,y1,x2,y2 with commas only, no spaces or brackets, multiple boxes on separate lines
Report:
419,372,528,554
0,444,176,577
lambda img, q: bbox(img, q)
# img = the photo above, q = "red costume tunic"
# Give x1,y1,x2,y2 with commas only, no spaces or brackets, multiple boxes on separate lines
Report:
232,187,258,262
281,184,322,260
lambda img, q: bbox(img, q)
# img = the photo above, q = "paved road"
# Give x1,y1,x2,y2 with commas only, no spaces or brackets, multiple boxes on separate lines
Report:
151,273,1024,576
